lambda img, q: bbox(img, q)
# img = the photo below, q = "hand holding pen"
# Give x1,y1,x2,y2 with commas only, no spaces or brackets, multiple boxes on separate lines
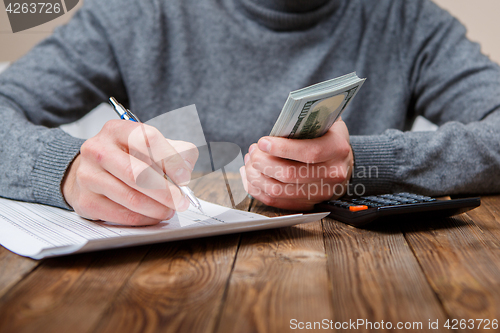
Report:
61,98,200,226
108,97,203,213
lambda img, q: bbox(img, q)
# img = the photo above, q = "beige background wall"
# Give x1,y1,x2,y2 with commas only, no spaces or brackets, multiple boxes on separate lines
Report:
1,0,499,63
433,0,500,64
0,0,83,61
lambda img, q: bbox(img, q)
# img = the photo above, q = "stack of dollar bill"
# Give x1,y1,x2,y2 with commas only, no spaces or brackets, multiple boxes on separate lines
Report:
270,72,365,139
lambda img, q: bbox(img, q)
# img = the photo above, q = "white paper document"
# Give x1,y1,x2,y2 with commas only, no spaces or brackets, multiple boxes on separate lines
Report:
0,197,328,259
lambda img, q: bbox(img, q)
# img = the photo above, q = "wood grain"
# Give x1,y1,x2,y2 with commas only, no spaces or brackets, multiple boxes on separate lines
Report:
91,235,240,333
0,171,250,333
465,196,500,242
190,170,234,208
4,173,500,333
323,217,447,332
216,201,333,333
190,170,252,210
403,205,500,330
90,171,248,333
0,246,150,333
0,246,39,299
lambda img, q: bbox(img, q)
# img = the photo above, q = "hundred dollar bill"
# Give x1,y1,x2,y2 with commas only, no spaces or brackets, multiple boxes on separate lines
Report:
270,72,365,139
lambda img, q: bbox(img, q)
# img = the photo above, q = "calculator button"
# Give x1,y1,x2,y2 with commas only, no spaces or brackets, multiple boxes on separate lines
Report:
335,201,353,208
395,193,421,199
349,205,369,212
351,199,369,205
396,192,418,197
380,194,400,200
392,197,418,204
401,199,419,204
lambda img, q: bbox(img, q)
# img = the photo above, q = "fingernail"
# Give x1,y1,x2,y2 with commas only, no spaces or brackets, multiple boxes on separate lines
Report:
244,153,250,164
258,139,271,153
249,144,256,155
240,167,248,192
184,160,194,171
165,209,175,220
174,168,191,185
184,197,191,209
177,197,190,211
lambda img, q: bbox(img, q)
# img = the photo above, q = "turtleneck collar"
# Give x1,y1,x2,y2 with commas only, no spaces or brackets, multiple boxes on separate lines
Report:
236,0,340,31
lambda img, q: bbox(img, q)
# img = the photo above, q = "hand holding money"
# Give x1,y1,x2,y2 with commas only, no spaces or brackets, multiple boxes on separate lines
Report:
241,73,364,209
241,119,353,210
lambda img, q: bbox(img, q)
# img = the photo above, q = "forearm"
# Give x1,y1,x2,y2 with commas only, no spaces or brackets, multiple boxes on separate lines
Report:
347,0,500,196
0,0,127,207
0,103,83,208
350,109,500,196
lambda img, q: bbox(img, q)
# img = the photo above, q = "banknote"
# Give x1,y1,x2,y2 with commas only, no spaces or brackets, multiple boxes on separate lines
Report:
270,72,365,139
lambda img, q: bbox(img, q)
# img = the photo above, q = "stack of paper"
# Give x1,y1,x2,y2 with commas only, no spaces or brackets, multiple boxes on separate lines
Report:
0,197,327,259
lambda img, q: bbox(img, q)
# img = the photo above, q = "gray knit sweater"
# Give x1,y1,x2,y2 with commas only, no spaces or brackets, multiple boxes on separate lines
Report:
0,0,499,209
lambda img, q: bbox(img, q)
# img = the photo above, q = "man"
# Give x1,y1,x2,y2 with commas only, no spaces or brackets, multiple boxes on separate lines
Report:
0,0,499,225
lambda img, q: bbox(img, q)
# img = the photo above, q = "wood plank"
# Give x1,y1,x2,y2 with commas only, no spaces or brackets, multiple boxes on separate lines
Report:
190,170,252,210
216,201,333,333
0,246,39,299
91,235,240,333
0,246,150,333
190,171,233,208
403,207,500,329
90,171,249,333
0,172,250,333
465,196,500,241
323,217,447,331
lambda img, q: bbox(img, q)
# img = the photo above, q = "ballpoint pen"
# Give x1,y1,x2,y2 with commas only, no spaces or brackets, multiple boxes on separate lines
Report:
108,97,204,214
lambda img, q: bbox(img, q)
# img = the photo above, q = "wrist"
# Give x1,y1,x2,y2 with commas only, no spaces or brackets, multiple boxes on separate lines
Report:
61,153,81,210
31,130,85,210
349,135,397,195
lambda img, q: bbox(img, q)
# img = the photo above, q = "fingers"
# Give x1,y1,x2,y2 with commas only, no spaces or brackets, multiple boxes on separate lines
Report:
81,141,190,211
167,139,199,171
243,159,337,202
85,168,180,220
241,166,321,210
246,181,317,210
241,119,354,210
246,145,351,184
257,120,351,164
126,123,194,185
101,120,196,185
64,119,202,226
74,192,169,226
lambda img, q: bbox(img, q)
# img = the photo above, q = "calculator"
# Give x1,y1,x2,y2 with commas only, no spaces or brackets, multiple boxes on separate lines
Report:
315,193,481,227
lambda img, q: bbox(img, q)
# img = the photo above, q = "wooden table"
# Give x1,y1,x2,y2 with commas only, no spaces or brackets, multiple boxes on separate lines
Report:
1,172,500,333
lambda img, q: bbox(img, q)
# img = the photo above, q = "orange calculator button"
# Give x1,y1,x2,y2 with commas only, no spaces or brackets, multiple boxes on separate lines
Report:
349,205,369,212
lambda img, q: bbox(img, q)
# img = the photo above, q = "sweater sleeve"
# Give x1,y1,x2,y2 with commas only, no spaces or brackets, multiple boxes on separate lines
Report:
349,0,500,196
0,0,128,208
